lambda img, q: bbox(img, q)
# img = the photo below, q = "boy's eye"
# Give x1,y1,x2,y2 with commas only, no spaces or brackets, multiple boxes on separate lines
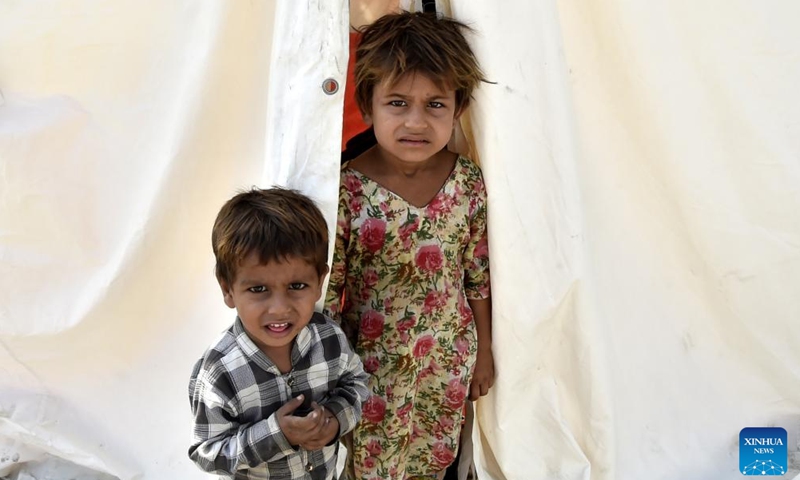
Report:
388,100,406,107
248,286,267,293
289,283,307,290
428,101,445,108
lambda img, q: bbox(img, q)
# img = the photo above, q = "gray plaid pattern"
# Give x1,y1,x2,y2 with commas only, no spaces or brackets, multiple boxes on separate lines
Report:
189,312,369,479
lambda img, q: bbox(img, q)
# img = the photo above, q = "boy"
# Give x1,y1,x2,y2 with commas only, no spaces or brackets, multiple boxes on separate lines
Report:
189,187,369,479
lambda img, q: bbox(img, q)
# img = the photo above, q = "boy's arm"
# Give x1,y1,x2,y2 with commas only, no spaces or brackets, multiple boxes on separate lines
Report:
188,367,297,473
318,330,370,439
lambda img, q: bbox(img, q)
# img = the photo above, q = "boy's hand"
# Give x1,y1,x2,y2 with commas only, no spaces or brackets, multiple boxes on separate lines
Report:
469,347,495,401
276,396,328,447
298,405,339,451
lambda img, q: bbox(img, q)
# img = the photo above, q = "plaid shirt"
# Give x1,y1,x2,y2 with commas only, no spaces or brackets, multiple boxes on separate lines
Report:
188,312,369,479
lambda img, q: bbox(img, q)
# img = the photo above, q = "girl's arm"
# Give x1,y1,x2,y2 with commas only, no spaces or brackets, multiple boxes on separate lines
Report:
323,181,352,322
463,162,494,400
468,297,494,400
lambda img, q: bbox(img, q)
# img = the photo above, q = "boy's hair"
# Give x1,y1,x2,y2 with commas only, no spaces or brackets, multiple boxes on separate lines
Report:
212,187,329,286
355,11,487,117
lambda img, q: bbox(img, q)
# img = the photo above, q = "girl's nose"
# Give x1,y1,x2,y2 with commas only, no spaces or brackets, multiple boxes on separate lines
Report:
404,107,428,129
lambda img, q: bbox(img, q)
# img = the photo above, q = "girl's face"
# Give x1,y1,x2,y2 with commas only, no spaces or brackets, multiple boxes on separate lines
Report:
365,73,459,165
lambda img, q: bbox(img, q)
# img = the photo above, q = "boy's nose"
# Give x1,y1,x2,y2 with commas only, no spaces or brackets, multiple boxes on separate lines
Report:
266,294,291,315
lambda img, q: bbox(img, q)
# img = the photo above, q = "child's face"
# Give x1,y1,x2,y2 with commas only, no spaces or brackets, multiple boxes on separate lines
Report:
365,73,459,164
219,253,325,359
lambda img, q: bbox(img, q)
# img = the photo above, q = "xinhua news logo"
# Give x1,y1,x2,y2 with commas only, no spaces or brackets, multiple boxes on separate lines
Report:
740,427,787,476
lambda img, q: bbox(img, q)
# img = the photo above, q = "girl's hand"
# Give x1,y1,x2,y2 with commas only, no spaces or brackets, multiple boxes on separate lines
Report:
469,347,495,400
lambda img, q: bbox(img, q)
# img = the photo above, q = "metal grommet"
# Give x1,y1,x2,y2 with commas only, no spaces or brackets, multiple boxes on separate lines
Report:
322,78,339,95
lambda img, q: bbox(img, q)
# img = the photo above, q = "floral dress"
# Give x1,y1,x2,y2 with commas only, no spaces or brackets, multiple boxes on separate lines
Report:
324,156,490,479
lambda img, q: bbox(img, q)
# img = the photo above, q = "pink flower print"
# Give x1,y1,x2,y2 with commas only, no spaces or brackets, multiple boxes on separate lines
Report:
363,269,379,288
398,220,419,249
398,217,420,241
458,296,473,326
359,218,386,254
343,173,362,194
423,290,448,315
364,457,376,469
413,335,435,359
444,378,468,410
349,197,363,216
397,402,412,420
360,310,385,340
411,423,425,441
426,193,454,219
415,244,443,274
383,296,392,313
455,336,470,356
363,356,380,373
474,236,489,259
431,442,456,468
469,196,479,214
366,439,383,457
362,395,387,424
438,414,455,433
397,316,416,333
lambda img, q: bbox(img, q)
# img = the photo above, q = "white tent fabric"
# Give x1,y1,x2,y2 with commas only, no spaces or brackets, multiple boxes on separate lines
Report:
1,1,798,479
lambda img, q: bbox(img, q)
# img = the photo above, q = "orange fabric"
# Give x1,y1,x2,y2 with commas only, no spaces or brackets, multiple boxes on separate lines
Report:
342,31,369,151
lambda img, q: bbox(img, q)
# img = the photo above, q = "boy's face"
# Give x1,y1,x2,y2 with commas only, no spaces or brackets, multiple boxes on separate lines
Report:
219,253,325,360
365,73,460,165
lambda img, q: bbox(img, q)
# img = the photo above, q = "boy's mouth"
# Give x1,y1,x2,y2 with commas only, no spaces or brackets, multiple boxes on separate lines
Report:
265,322,291,333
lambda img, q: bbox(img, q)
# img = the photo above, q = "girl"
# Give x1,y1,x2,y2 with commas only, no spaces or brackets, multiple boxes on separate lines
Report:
325,11,493,480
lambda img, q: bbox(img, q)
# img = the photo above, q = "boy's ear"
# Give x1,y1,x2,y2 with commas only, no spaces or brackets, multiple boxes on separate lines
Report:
362,112,373,126
316,266,330,296
218,278,236,309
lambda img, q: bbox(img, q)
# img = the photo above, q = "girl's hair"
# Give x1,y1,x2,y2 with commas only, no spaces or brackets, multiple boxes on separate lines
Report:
212,187,329,286
354,11,488,117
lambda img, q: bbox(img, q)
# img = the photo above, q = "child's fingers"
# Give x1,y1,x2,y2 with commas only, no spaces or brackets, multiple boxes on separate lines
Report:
276,394,306,416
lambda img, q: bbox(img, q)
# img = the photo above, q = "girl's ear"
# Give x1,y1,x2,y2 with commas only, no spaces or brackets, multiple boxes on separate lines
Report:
454,105,467,122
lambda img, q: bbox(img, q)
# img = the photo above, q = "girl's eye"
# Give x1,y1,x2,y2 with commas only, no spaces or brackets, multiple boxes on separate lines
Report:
289,283,307,290
388,100,406,107
428,101,444,108
248,286,267,293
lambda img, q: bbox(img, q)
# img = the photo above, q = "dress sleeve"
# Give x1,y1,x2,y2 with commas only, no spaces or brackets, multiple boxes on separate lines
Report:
188,363,296,473
462,165,491,300
323,176,351,321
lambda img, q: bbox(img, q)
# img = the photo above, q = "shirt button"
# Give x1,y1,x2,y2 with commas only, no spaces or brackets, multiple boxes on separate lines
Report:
287,375,294,387
305,462,313,472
